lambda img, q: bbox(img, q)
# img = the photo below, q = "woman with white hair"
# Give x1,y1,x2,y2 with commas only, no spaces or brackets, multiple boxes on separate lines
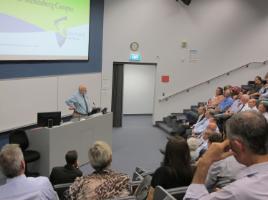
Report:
66,141,130,200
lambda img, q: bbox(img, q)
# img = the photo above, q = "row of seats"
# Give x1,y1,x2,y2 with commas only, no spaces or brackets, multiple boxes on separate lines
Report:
157,74,268,136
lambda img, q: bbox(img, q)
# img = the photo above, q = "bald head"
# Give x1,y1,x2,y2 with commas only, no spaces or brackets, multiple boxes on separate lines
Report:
207,122,217,131
79,84,87,95
240,94,250,105
203,122,218,140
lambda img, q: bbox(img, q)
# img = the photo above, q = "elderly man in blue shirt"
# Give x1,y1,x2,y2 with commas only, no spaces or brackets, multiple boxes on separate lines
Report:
184,111,268,200
65,84,92,118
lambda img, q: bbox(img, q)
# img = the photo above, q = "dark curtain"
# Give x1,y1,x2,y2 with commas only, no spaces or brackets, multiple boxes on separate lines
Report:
111,63,124,127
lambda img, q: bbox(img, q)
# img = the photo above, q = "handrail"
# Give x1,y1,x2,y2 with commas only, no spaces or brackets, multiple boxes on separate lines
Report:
159,60,268,102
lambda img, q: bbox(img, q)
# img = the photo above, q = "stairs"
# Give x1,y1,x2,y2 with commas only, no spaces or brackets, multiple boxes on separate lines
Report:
156,102,206,135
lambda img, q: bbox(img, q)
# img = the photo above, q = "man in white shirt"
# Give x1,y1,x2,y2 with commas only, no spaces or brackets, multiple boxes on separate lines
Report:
192,109,215,136
241,98,258,112
0,144,58,200
184,111,268,200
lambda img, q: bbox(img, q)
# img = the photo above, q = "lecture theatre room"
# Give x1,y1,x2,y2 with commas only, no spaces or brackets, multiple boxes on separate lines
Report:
1,0,268,199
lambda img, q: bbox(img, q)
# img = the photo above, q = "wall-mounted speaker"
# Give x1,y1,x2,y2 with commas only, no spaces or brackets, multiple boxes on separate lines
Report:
177,0,192,6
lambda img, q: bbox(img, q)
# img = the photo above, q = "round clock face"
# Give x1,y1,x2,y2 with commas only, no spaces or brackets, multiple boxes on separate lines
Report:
130,42,139,51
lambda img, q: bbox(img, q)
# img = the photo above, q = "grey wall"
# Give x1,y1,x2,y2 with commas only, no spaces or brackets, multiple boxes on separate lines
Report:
0,0,104,79
102,0,268,122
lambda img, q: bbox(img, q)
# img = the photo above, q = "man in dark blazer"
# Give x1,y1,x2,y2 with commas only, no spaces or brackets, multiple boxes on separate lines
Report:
49,150,82,185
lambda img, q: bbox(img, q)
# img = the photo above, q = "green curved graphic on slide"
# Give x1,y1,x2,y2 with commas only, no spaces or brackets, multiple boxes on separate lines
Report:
1,0,90,32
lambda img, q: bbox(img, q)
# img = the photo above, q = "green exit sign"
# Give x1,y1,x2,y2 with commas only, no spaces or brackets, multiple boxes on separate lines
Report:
129,53,142,61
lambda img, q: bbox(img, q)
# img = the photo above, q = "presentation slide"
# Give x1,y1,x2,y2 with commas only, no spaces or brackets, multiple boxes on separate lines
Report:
0,0,90,60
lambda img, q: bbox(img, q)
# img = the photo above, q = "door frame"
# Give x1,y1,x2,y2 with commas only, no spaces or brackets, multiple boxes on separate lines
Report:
111,61,157,127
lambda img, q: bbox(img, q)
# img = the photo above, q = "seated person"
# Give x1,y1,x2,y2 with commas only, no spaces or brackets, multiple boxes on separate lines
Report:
250,73,268,100
215,94,249,132
207,87,224,108
187,137,200,162
0,144,57,200
225,92,243,114
215,89,234,113
205,153,245,193
248,76,263,96
241,98,258,112
191,109,215,137
66,141,130,200
196,106,206,123
226,94,249,115
49,150,82,185
195,123,219,158
183,106,206,134
258,101,268,122
147,137,193,200
184,111,268,200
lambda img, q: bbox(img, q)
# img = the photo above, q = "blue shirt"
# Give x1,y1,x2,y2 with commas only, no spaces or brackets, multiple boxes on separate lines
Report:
218,97,234,112
65,92,92,115
193,118,209,134
229,99,242,113
0,174,57,200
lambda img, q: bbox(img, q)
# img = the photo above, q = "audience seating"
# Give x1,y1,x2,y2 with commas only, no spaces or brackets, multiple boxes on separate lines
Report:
134,175,152,200
156,74,265,135
167,186,188,200
133,167,154,181
53,182,72,200
153,186,176,200
156,102,205,135
9,129,40,176
107,196,137,200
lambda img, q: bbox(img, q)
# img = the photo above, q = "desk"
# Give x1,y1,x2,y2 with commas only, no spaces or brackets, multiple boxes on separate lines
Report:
26,113,113,177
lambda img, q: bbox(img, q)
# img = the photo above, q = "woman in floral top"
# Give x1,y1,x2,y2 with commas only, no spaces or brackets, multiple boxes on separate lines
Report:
66,141,130,200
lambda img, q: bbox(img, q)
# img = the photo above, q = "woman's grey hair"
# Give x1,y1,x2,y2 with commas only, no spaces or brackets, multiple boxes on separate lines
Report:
226,111,268,155
0,144,24,178
88,141,112,171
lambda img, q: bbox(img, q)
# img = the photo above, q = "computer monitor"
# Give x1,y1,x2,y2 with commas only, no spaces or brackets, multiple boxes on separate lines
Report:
37,112,61,127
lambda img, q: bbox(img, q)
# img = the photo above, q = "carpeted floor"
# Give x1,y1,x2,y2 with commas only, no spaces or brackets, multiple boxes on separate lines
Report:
80,115,168,177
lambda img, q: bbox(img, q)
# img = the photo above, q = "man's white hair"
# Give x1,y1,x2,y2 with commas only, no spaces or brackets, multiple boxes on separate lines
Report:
88,141,112,171
0,144,24,178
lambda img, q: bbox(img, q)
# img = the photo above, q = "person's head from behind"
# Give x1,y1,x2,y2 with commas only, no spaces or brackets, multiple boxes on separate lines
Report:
88,141,112,172
65,150,78,167
203,122,217,140
163,138,191,171
258,101,268,114
79,84,87,95
216,87,223,96
226,111,268,166
248,99,257,109
187,137,199,151
208,133,223,148
0,144,25,178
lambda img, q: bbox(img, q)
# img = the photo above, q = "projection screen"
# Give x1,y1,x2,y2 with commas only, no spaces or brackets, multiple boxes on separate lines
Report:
0,0,90,60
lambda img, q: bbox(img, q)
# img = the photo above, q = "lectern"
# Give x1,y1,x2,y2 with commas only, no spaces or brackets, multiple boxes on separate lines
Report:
26,113,113,176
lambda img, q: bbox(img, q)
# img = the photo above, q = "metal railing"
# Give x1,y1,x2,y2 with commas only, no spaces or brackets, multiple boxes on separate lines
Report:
159,60,268,102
